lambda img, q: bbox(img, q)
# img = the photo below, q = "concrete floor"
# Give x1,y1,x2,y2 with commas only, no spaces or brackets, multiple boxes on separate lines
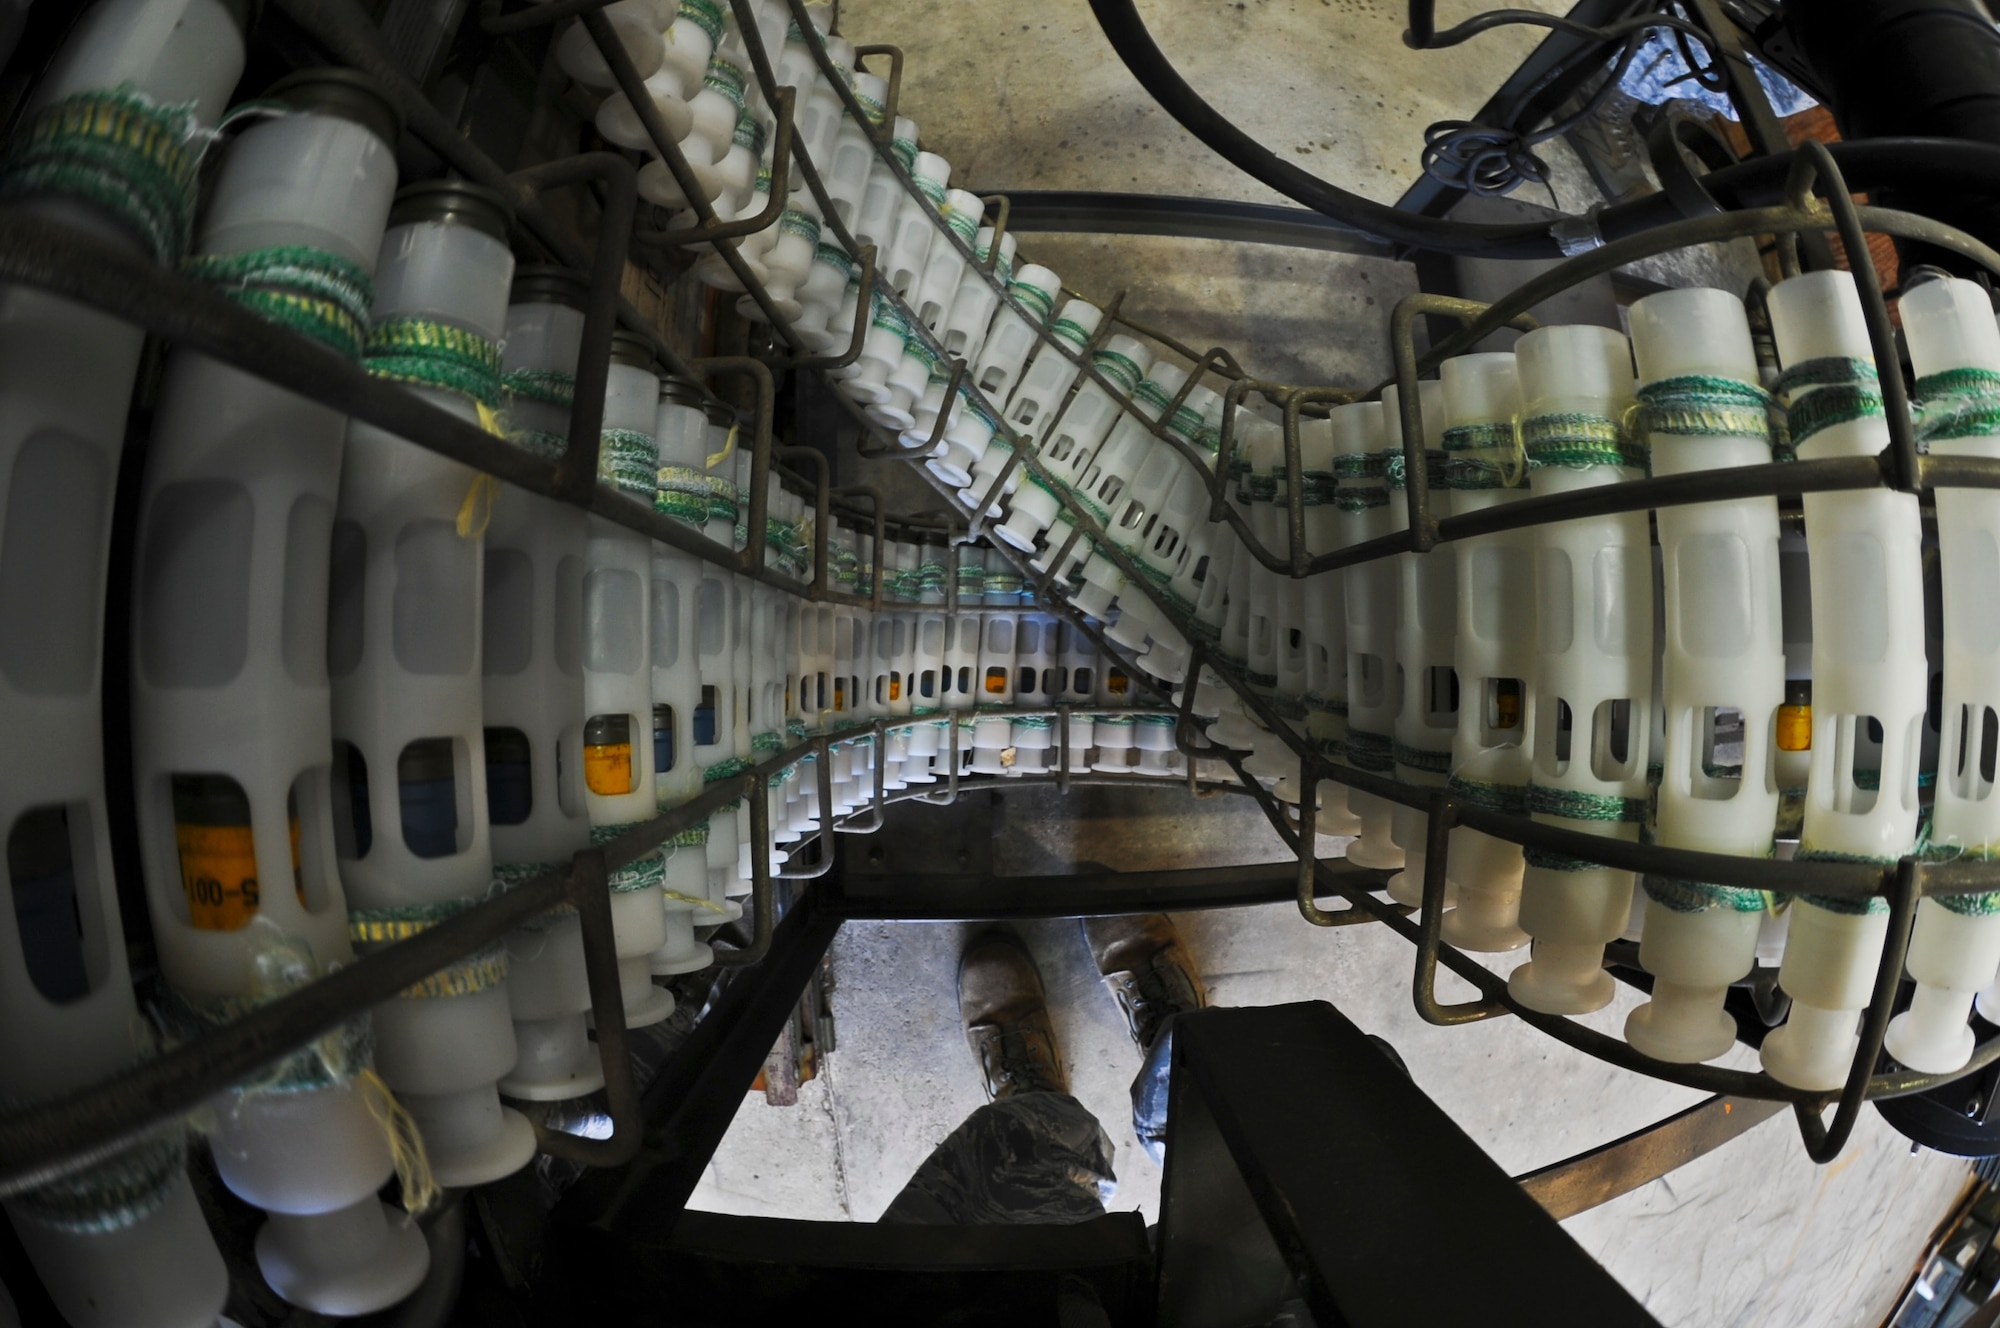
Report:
691,1,1976,1323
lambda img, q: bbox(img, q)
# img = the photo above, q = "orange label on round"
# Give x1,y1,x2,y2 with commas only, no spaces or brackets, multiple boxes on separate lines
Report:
1776,705,1812,752
984,669,1009,695
585,742,633,795
175,823,261,931
889,678,902,701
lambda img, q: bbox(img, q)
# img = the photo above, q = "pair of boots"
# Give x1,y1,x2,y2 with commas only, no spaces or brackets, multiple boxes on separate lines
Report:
958,915,1205,1100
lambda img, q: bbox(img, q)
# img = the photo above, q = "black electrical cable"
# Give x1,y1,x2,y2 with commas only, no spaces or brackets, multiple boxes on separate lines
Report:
1087,0,1571,257
1404,1,1719,51
1421,28,1649,197
1416,2,1731,200
1093,0,2000,255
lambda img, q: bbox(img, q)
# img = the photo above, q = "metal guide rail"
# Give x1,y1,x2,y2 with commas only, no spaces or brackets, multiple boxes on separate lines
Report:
0,0,1994,1199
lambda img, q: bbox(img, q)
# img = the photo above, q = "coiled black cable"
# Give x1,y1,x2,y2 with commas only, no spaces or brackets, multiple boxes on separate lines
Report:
1086,0,1573,257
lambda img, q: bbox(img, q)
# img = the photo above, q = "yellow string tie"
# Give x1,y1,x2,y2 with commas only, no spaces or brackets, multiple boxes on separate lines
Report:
664,889,730,914
706,420,739,471
451,401,509,539
456,472,501,539
356,1068,439,1217
1500,414,1528,489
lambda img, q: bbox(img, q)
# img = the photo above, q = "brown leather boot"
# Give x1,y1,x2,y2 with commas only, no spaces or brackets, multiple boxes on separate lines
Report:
1082,914,1206,1054
959,932,1069,1100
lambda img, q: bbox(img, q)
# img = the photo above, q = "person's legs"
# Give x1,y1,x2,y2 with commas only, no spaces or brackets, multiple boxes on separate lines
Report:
1082,914,1207,1166
880,932,1118,1225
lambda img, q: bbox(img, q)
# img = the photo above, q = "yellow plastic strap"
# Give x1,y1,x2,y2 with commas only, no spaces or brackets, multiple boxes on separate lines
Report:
706,420,739,471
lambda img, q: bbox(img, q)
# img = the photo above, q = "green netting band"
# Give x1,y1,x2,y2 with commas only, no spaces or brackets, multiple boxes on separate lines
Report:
1633,374,1774,441
1775,357,1882,449
365,317,504,410
0,87,203,265
1447,773,1528,816
187,245,375,358
1914,367,2000,446
592,822,665,893
1521,411,1646,472
656,463,711,526
502,366,576,408
1343,728,1395,773
1334,487,1389,512
1527,783,1647,823
1383,741,1448,777
1643,876,1768,913
677,0,726,44
9,1127,185,1234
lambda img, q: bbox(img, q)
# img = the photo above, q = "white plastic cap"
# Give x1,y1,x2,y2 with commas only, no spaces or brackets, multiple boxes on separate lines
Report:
1903,275,2000,378
1515,324,1635,415
1327,400,1385,457
1629,287,1757,385
1439,351,1520,427
1766,270,1869,367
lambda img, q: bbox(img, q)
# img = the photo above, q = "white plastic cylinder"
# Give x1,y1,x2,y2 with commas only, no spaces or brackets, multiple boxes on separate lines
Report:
110,63,417,1319
970,264,1061,404
852,113,915,254
584,346,676,1032
1005,299,1101,437
1506,325,1651,1018
821,71,885,228
915,188,982,331
884,151,950,296
1889,277,2000,1071
1380,384,1457,907
1329,402,1403,870
1755,273,1927,1089
940,227,1018,365
1430,352,1535,950
328,191,535,1186
1622,288,1783,1062
491,274,602,1100
554,0,665,88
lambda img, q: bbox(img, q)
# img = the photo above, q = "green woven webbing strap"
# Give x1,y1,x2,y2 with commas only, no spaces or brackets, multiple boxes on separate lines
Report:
1441,420,1522,491
1914,367,2000,446
704,55,749,112
187,245,376,358
677,0,725,43
1447,772,1528,816
1392,740,1452,776
503,366,576,408
1522,846,1614,873
9,1125,185,1235
1381,448,1448,491
1644,876,1769,914
1333,451,1384,480
657,464,711,525
0,87,203,264
592,822,665,892
1521,411,1647,472
1775,356,1882,452
365,317,504,410
1527,783,1648,824
1633,374,1775,441
1012,281,1055,325
597,428,657,498
1334,486,1389,512
1342,728,1394,773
